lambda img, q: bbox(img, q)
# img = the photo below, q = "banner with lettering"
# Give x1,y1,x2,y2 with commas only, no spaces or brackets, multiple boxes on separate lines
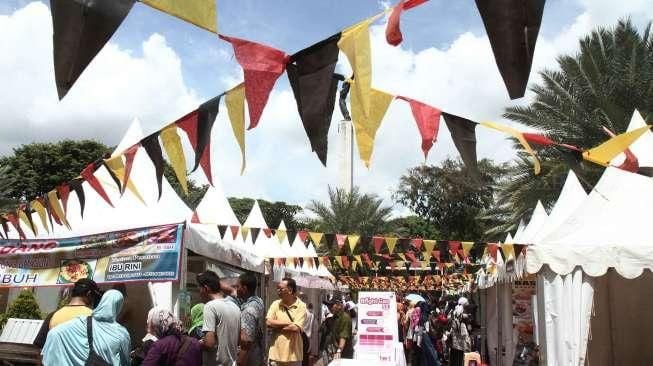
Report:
356,291,399,364
0,223,183,287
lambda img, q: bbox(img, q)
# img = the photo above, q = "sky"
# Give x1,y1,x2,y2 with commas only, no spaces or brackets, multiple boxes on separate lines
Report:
1,0,652,213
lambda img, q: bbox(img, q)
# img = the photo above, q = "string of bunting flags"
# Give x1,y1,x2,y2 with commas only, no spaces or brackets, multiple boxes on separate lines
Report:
337,273,474,293
2,0,649,239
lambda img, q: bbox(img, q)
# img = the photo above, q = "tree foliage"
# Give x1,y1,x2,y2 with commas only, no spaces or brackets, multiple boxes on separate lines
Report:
394,158,508,241
228,197,304,230
0,140,111,202
490,19,653,233
306,186,393,237
384,215,440,239
0,289,42,330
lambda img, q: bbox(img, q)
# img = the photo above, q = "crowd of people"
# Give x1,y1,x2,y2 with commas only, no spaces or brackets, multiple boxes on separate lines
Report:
397,294,480,366
31,272,356,366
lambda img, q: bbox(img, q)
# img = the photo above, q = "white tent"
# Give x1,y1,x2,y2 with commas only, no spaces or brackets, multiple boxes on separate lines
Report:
610,110,653,167
515,201,548,243
531,171,586,242
184,182,265,273
527,165,653,365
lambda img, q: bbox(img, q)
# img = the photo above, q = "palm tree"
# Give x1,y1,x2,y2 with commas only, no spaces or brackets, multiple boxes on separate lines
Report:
486,19,653,234
306,186,393,237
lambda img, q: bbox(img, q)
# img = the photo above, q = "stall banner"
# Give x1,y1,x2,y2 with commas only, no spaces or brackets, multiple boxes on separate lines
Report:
0,223,183,287
355,291,398,364
512,275,538,365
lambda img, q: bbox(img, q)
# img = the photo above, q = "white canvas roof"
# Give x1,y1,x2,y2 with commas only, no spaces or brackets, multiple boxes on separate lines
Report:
514,201,548,244
527,167,653,278
193,183,240,226
10,118,191,239
531,170,587,242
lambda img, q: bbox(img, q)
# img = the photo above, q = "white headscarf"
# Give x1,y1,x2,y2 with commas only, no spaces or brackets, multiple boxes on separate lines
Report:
454,296,469,316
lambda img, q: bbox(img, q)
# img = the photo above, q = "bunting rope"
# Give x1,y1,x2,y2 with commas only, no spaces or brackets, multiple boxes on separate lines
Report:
3,0,650,239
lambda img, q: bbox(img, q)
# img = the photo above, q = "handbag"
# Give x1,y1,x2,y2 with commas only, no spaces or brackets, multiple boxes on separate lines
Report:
283,307,310,358
85,316,111,366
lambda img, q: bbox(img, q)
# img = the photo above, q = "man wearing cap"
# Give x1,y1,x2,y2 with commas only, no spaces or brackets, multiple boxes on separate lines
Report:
323,294,353,359
33,278,102,348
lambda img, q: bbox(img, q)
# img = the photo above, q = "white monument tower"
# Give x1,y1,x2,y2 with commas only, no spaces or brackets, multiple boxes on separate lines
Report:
337,119,354,193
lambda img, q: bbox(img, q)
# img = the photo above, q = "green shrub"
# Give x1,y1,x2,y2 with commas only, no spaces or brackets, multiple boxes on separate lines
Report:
0,289,43,330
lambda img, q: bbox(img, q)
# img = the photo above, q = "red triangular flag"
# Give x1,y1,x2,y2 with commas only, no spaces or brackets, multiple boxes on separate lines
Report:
336,234,347,251
191,211,200,223
405,251,419,266
386,0,429,46
522,132,555,146
373,236,385,253
411,238,423,252
432,250,441,262
488,243,498,261
6,213,25,239
121,144,139,195
56,184,71,214
362,253,373,267
230,225,240,240
449,241,461,258
397,96,441,158
298,230,309,244
263,228,273,238
341,256,350,269
219,35,288,129
81,163,113,207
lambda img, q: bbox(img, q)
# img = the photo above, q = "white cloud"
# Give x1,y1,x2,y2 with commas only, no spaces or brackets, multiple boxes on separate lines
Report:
2,0,653,217
0,2,200,153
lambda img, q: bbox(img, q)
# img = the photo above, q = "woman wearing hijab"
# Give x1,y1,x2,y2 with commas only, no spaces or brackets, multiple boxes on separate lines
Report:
131,308,161,365
449,297,471,366
42,289,131,366
188,303,204,340
141,307,201,366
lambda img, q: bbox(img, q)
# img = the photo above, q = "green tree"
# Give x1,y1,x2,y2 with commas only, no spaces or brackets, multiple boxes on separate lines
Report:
0,289,42,330
489,19,653,234
306,186,393,237
384,215,440,238
0,140,111,202
394,158,508,241
227,197,304,229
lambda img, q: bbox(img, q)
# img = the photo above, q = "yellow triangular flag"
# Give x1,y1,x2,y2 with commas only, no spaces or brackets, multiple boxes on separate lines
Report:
241,227,250,242
462,242,474,258
335,256,344,268
348,235,360,253
31,200,49,234
354,255,362,266
423,239,436,254
276,229,287,244
160,125,188,195
352,88,394,167
421,261,429,270
385,237,398,254
141,0,217,33
583,126,651,166
18,209,36,236
309,232,324,246
352,260,358,271
502,243,515,261
338,17,374,117
397,253,406,262
225,83,247,174
104,155,146,204
48,190,70,229
481,121,541,175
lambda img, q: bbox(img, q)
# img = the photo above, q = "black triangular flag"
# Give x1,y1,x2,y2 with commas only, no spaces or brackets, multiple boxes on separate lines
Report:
438,241,451,262
397,238,411,254
192,95,221,175
475,0,546,99
286,230,297,246
69,178,86,218
103,161,123,193
0,216,9,239
21,205,37,236
442,112,479,177
250,227,261,244
469,242,487,262
217,225,228,240
287,33,342,166
51,0,135,99
324,233,336,251
141,132,165,200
